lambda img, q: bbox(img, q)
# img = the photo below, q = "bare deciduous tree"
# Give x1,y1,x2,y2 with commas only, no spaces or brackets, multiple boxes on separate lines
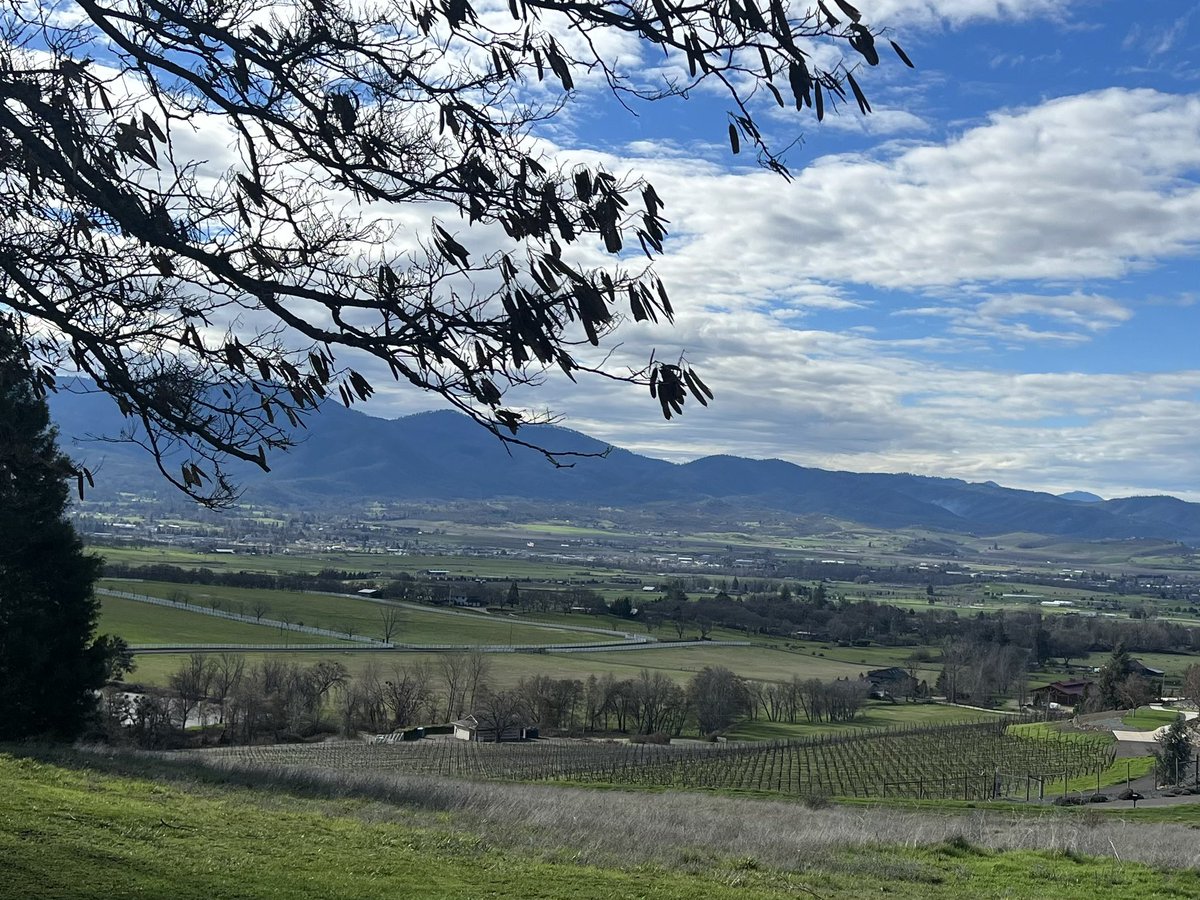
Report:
1,0,909,505
379,606,402,645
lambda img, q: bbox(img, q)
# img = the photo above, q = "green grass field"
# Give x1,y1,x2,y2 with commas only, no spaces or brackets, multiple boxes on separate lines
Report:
103,580,613,646
726,703,1004,740
98,596,350,645
120,640,924,704
5,750,1200,899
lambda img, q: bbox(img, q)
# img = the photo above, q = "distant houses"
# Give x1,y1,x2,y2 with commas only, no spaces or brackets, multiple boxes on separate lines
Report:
1031,658,1165,709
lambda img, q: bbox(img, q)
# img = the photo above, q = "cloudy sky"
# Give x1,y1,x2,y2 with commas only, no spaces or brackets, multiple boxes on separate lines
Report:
49,0,1200,501
355,1,1200,501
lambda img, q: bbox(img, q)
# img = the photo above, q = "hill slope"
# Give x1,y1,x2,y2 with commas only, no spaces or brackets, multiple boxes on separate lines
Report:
49,393,1200,543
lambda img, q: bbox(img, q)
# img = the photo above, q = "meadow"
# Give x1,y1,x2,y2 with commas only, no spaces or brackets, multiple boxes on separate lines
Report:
5,748,1200,899
120,642,872,693
97,595,351,646
101,580,614,646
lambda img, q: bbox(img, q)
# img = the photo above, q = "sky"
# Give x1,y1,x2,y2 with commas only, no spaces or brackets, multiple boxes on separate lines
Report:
354,0,1200,501
42,0,1200,501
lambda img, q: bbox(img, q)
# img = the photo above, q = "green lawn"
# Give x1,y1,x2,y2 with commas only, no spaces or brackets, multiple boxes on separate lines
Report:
561,644,877,682
1122,707,1180,731
98,596,349,646
4,751,1200,899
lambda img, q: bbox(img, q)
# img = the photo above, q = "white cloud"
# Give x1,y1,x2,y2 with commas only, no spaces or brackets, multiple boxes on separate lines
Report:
616,88,1200,296
864,0,1072,29
895,291,1133,345
440,87,1200,500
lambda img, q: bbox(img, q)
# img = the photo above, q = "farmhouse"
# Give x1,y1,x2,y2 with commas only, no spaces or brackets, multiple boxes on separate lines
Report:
452,714,534,742
1031,679,1093,707
1129,659,1165,679
865,666,917,700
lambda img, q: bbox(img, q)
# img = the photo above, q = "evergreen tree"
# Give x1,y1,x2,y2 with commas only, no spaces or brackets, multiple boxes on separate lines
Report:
1096,644,1133,710
1153,717,1192,786
0,322,107,739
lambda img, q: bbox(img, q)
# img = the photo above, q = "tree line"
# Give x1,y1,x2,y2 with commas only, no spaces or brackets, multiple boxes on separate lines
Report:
103,652,883,748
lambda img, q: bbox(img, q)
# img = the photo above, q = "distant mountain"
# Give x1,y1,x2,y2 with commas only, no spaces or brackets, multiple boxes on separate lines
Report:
47,393,1200,544
1059,491,1104,503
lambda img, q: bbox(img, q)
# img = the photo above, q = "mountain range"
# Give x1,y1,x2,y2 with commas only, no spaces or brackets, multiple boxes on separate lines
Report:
48,391,1200,544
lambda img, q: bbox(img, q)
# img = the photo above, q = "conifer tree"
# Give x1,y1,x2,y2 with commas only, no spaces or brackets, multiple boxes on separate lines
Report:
0,320,108,740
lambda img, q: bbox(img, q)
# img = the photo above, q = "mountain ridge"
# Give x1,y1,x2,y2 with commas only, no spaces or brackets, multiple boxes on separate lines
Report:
48,394,1200,544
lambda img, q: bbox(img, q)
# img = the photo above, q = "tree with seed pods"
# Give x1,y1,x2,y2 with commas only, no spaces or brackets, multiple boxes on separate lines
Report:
0,0,911,505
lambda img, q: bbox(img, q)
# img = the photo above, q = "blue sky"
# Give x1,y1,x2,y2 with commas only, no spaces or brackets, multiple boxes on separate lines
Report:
421,0,1200,502
44,0,1200,502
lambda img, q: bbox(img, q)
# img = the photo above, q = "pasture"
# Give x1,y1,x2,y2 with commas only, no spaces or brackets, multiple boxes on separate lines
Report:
97,595,348,646
120,643,806,688
101,580,614,646
8,750,1200,899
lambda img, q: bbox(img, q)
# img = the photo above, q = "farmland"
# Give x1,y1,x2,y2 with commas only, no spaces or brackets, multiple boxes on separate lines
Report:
100,580,618,646
118,642,883,694
8,749,1200,900
97,595,353,646
181,717,1115,802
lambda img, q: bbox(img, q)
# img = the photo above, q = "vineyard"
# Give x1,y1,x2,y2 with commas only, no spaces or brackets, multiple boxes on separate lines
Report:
185,717,1114,801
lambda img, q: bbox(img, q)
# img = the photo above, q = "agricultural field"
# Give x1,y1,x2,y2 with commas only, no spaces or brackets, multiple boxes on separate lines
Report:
97,595,349,646
121,641,879,693
9,749,1200,899
572,645,900,683
101,580,614,646
184,718,1114,802
725,703,1005,740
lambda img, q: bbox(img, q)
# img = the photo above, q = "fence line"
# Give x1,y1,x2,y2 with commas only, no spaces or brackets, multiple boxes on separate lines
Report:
105,588,747,654
126,638,751,653
99,588,387,645
304,591,656,642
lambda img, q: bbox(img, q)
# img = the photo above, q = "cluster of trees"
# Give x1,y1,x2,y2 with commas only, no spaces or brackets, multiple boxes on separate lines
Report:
107,656,788,744
936,642,1031,708
105,652,894,747
1081,646,1157,713
639,584,1200,661
103,562,381,596
747,676,871,725
107,654,349,746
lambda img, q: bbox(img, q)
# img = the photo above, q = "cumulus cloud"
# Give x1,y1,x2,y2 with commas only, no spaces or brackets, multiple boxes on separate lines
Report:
439,87,1200,500
864,0,1073,29
627,89,1200,296
895,291,1133,345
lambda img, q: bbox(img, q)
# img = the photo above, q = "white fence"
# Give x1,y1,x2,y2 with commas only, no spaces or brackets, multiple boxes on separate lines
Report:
99,588,387,645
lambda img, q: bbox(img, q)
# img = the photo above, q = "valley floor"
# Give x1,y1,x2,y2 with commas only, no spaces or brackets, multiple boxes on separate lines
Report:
4,747,1200,899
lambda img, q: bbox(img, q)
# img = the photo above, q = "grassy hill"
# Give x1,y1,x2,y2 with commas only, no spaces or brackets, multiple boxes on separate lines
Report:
4,748,1200,899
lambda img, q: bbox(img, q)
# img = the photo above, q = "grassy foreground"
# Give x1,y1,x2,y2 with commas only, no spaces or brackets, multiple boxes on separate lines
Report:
3,751,1200,899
